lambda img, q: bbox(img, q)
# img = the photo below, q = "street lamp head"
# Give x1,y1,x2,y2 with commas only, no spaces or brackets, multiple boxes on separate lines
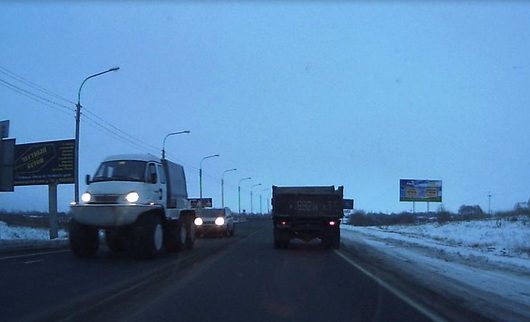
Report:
162,130,190,159
108,67,120,72
238,177,252,185
200,154,220,166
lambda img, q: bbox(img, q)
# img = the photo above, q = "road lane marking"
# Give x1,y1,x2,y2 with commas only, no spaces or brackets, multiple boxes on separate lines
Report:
334,250,447,322
23,259,43,264
0,249,69,261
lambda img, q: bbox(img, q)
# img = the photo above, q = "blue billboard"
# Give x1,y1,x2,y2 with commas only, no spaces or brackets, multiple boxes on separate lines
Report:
400,179,442,202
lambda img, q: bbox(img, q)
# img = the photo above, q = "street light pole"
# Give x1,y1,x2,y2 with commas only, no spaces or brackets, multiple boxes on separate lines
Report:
74,67,120,203
221,168,237,208
162,130,190,159
250,183,262,214
238,177,251,214
199,154,220,200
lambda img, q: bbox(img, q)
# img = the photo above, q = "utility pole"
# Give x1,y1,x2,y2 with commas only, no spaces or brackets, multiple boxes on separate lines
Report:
488,191,492,215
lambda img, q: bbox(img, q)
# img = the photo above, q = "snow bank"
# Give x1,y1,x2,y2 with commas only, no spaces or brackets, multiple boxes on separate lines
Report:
0,221,68,240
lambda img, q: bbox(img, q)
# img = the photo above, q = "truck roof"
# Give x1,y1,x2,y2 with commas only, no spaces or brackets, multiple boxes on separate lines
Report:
103,154,160,163
272,185,343,195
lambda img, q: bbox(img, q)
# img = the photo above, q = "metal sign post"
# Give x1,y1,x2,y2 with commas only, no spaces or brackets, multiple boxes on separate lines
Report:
48,181,58,239
0,138,15,192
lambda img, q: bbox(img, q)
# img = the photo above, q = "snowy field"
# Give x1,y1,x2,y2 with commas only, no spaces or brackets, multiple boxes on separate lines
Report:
341,216,530,321
0,221,68,240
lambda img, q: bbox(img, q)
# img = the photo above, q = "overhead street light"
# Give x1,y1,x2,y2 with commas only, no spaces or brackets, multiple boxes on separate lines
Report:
74,66,120,203
238,177,251,214
162,130,190,159
250,183,262,214
221,168,237,208
199,154,220,200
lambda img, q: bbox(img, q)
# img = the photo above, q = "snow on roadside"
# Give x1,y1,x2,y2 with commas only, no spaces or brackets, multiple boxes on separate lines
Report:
342,216,530,272
340,216,530,321
0,221,68,240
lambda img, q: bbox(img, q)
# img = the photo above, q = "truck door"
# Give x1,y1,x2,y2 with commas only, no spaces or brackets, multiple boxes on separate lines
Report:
157,164,167,206
147,163,166,206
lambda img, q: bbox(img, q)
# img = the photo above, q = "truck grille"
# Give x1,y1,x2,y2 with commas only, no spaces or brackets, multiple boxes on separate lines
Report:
91,194,121,204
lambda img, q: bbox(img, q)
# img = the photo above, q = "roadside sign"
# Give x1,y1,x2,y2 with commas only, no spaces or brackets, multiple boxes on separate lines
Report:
399,179,442,202
14,139,75,186
0,120,9,139
343,199,354,209
189,198,213,208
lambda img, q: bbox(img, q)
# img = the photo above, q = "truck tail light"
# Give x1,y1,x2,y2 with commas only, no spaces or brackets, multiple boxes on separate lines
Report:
329,221,336,226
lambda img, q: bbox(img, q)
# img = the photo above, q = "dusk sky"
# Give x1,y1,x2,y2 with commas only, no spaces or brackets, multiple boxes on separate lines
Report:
1,2,530,213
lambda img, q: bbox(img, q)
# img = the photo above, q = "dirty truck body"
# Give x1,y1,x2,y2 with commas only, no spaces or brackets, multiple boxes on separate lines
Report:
272,185,344,249
69,154,196,258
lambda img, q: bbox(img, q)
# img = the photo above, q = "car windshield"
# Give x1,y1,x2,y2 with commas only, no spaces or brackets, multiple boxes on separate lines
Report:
92,160,146,183
199,209,225,218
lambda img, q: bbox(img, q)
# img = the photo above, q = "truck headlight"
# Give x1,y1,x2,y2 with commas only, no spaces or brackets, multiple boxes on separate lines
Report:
81,192,91,203
125,192,139,203
194,217,203,226
215,217,225,226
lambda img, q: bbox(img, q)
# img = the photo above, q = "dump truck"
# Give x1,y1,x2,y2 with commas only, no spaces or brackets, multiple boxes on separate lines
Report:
272,185,344,249
69,154,196,258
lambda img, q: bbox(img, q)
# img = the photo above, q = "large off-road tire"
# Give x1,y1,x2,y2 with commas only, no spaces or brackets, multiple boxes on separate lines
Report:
105,229,126,252
69,219,99,257
127,214,164,259
183,215,195,250
163,220,181,253
229,224,235,237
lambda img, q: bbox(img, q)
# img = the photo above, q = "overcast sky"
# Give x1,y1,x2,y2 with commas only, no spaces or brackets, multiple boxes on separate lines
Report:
1,2,530,213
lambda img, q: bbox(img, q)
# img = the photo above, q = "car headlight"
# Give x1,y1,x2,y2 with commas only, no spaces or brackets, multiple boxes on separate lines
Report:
215,217,225,226
81,192,91,203
194,217,203,226
125,192,139,203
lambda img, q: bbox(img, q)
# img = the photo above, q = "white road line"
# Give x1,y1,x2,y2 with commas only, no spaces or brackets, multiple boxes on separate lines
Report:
23,259,44,264
0,249,69,261
334,250,447,322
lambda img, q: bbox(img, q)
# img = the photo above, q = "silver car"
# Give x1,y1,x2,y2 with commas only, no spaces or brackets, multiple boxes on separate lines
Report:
194,207,235,237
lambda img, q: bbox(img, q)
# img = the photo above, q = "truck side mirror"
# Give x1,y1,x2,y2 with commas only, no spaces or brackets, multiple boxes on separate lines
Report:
150,173,157,184
85,174,91,185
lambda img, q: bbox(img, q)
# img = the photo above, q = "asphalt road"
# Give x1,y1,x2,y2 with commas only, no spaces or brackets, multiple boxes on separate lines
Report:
0,221,487,322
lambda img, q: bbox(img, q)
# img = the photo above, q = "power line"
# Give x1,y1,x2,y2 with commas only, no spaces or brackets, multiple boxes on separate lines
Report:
82,107,161,152
0,78,74,117
82,113,161,155
0,65,76,105
0,67,243,191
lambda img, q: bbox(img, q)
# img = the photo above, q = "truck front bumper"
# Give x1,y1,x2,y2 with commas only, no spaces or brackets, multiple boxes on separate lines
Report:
70,204,160,227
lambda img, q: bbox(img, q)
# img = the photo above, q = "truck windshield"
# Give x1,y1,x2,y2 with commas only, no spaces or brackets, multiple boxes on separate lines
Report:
92,160,147,183
199,209,225,218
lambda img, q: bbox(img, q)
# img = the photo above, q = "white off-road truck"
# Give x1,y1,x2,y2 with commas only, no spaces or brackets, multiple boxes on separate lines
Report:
69,154,196,258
